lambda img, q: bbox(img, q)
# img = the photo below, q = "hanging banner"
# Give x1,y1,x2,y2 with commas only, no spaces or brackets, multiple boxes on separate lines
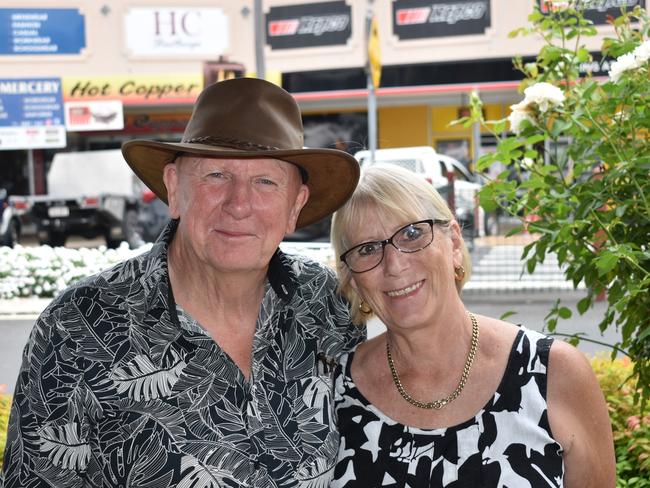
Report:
266,1,352,49
0,8,86,55
0,77,66,149
392,0,491,39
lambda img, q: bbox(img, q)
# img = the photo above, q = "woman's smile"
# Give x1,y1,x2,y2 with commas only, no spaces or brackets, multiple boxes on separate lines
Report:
385,279,424,298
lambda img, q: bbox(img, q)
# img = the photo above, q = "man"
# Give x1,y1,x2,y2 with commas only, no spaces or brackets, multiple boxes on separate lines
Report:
3,78,364,487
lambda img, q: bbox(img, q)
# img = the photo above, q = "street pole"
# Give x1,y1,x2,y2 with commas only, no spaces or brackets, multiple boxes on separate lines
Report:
27,149,35,195
254,0,266,80
365,2,377,161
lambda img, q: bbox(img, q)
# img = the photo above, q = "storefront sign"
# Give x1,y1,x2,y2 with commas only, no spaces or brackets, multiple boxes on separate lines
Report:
124,112,192,134
124,7,228,56
0,77,66,149
0,8,85,55
266,1,352,49
392,0,491,39
64,100,124,131
62,74,203,105
539,0,645,24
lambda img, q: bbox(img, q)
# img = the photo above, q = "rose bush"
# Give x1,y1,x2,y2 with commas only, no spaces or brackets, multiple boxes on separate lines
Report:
457,3,650,404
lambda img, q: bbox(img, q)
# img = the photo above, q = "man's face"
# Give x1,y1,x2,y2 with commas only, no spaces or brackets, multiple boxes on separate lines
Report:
163,155,309,274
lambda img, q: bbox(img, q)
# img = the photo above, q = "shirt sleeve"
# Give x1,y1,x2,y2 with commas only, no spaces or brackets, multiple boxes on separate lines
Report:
320,266,366,357
2,306,94,488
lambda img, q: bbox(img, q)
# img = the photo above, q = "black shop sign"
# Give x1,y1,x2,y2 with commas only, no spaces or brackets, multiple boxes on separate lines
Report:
392,0,491,39
266,1,352,50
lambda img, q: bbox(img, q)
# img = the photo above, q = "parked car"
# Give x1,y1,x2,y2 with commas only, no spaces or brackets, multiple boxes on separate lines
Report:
22,149,143,248
354,146,487,239
0,188,21,247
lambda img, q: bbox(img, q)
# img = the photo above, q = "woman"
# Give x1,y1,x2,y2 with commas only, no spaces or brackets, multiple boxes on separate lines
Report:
329,164,615,487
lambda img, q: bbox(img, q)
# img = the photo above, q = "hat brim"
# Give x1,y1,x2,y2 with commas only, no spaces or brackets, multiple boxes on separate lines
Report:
122,140,360,228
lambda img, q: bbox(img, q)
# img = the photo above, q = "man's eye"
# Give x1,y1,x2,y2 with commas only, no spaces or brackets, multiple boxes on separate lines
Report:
257,178,277,186
357,243,381,256
208,171,225,179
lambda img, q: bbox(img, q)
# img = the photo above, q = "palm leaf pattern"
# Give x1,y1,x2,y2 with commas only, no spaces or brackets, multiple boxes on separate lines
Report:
2,221,365,487
39,423,91,471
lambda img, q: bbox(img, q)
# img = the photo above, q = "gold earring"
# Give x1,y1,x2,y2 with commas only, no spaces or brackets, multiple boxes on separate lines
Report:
359,300,372,314
454,265,465,281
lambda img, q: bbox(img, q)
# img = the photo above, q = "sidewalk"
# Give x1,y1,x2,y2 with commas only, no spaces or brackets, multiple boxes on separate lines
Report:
0,297,51,319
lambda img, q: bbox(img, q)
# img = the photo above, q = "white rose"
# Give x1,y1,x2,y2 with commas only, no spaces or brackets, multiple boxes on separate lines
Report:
508,106,534,135
632,40,650,65
523,82,565,113
609,52,639,83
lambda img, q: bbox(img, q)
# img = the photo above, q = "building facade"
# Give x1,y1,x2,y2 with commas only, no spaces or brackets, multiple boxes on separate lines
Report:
0,0,641,195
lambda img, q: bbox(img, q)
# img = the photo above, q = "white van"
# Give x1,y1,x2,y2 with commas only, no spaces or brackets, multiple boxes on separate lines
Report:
354,146,486,237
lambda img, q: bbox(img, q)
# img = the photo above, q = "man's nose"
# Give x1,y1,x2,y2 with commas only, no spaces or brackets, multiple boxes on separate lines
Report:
223,179,253,218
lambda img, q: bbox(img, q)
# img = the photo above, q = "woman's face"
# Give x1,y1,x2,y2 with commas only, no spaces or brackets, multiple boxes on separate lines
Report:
346,208,463,332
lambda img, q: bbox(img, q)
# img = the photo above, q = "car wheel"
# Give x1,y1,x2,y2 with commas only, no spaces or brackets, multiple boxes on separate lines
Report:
41,231,66,247
123,209,144,249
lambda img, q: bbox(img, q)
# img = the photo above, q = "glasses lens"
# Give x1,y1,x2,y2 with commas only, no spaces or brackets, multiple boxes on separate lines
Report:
394,221,433,252
346,241,384,273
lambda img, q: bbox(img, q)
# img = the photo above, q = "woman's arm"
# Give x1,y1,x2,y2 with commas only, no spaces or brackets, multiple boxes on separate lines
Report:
547,340,616,488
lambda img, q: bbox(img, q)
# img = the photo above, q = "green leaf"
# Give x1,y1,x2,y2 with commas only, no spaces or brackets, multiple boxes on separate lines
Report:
558,307,573,319
594,251,619,276
577,296,592,314
499,310,518,321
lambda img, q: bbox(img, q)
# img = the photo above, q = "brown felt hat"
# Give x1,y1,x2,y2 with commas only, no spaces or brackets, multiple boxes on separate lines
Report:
122,77,360,228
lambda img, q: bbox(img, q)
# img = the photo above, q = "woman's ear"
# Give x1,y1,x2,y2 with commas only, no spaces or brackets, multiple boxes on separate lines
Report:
449,220,464,269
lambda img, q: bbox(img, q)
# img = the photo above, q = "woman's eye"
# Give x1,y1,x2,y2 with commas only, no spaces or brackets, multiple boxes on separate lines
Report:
402,225,423,240
357,243,381,256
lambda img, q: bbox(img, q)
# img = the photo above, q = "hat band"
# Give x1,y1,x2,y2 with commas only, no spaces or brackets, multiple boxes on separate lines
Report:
180,135,309,184
183,136,280,151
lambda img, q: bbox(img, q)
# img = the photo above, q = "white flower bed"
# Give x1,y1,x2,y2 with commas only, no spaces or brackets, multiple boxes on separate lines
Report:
0,243,151,300
0,242,335,300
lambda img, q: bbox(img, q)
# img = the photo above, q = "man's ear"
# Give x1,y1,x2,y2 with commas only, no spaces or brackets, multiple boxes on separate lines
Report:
162,163,180,219
285,184,310,234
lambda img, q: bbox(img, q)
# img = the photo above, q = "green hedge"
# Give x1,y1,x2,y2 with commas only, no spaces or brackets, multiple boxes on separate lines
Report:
1,357,648,483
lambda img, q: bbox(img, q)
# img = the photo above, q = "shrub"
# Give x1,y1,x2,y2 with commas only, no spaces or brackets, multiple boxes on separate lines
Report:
0,389,10,467
591,356,650,487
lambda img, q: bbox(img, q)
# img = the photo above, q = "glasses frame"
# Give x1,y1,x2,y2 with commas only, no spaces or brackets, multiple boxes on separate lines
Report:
340,218,449,274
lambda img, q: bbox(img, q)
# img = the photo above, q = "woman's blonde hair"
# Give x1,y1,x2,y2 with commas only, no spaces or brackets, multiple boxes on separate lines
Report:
331,164,472,325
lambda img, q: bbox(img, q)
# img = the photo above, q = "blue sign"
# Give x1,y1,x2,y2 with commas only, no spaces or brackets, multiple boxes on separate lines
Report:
0,9,86,55
0,78,64,127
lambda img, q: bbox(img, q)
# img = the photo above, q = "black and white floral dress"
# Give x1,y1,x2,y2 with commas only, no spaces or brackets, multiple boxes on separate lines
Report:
331,328,564,487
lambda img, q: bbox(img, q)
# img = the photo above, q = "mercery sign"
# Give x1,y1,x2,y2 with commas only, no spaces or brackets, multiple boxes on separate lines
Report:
538,0,646,24
62,74,203,106
392,0,491,39
266,1,352,50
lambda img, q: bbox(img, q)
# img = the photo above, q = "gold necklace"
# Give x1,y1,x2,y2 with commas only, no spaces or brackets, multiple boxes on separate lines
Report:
386,312,479,410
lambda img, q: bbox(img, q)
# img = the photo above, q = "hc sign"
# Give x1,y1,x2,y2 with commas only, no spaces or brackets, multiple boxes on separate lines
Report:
153,10,201,37
125,7,228,56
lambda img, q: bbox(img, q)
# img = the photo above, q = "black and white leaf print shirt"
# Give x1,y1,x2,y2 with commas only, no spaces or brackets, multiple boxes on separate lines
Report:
2,221,365,488
332,328,564,487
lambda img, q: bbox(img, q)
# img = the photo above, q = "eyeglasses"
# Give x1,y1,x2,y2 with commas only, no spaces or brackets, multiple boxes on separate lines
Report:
340,219,449,273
